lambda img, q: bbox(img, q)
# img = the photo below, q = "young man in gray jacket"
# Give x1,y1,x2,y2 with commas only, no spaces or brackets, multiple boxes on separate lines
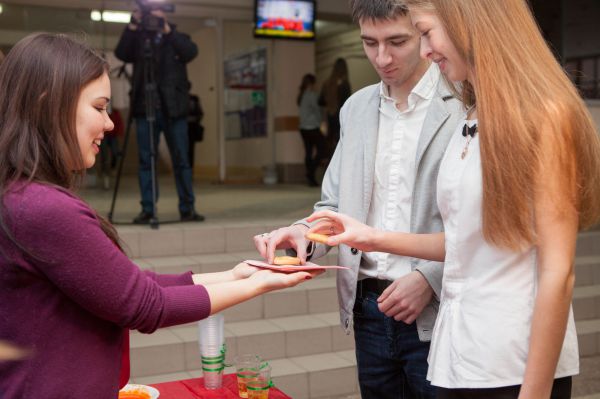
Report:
254,1,463,398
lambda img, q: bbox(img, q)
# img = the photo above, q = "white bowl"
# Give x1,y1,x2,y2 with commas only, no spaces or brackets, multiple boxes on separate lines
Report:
119,384,160,399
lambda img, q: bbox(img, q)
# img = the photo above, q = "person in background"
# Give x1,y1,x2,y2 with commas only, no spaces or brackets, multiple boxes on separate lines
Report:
115,8,203,223
319,57,351,156
187,93,205,173
97,105,123,189
254,0,464,397
297,73,327,187
0,33,319,399
307,0,600,398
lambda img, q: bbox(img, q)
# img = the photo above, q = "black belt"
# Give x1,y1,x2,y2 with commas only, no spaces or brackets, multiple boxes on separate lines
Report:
358,278,392,295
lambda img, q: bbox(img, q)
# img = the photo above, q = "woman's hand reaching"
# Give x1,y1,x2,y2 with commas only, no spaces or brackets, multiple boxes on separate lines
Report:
202,267,323,314
231,262,261,280
249,269,323,292
306,210,380,252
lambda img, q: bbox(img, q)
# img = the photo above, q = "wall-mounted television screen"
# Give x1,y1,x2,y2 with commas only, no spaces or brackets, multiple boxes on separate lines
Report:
254,0,316,40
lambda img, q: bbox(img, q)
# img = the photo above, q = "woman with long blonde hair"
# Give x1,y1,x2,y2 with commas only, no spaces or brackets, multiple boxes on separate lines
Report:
305,0,600,397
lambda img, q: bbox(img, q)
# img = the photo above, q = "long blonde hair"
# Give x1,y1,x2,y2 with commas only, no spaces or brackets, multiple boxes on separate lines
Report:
406,0,600,249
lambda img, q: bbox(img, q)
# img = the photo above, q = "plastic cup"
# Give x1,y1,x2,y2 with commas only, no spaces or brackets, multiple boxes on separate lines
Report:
201,352,224,389
198,314,225,389
198,314,224,357
246,363,271,399
235,354,261,398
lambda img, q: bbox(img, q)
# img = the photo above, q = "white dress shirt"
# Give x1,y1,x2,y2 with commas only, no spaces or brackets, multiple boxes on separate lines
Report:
429,118,579,388
360,64,441,281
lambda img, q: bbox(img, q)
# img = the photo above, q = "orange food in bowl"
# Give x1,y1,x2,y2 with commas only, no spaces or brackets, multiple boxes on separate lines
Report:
273,256,301,265
119,389,151,399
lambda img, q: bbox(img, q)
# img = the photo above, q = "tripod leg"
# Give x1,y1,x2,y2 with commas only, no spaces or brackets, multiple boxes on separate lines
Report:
108,113,134,222
148,116,159,230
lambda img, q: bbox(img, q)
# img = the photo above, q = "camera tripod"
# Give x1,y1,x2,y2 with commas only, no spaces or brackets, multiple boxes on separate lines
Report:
109,33,160,229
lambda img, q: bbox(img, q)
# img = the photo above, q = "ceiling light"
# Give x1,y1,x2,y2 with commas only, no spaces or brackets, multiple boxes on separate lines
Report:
90,9,131,24
91,10,101,21
0,4,4,15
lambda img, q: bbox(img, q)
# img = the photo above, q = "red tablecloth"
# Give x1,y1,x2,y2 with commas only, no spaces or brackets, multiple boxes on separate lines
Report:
150,373,292,399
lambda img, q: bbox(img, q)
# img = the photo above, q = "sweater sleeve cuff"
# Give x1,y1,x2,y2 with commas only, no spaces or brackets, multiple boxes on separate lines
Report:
161,284,211,328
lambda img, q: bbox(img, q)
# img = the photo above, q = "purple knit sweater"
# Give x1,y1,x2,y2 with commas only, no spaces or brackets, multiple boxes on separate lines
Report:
0,182,211,398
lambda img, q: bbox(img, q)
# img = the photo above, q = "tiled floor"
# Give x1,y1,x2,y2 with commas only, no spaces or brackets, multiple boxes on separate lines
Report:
81,174,322,225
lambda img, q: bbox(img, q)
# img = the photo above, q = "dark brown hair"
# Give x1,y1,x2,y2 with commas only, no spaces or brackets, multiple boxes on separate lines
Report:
0,33,121,251
349,0,409,23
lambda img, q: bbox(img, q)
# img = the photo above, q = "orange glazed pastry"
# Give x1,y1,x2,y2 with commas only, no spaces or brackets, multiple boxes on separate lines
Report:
305,232,331,245
273,256,301,265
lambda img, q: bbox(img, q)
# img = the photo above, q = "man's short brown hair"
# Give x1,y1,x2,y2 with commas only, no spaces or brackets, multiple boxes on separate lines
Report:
349,0,409,23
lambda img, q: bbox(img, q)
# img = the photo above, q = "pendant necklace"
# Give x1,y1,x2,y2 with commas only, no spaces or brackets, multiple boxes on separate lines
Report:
461,106,477,160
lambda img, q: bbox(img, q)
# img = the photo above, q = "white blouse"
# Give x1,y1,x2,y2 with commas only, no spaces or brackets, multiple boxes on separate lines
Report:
429,119,579,388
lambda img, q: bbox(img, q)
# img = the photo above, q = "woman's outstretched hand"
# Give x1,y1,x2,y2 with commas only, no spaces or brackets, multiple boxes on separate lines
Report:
201,266,323,315
306,210,380,252
231,262,261,280
249,269,323,291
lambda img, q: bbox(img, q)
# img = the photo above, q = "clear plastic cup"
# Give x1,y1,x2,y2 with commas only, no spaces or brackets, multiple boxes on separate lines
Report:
202,356,224,390
198,314,225,389
198,314,224,355
246,362,271,399
234,354,261,398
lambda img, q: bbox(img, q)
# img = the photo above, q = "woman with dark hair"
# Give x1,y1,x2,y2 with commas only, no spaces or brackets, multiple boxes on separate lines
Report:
0,33,317,398
297,73,326,186
319,58,351,153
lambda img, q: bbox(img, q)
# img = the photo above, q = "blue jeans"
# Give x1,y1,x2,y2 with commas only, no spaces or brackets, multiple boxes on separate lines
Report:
136,113,195,215
353,288,436,399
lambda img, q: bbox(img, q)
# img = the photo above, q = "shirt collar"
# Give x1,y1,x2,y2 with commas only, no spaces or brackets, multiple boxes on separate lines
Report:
378,63,441,105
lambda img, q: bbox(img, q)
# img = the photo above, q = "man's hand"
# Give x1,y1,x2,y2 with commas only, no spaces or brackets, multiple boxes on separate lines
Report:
253,225,310,264
150,10,171,34
377,271,434,324
128,9,142,31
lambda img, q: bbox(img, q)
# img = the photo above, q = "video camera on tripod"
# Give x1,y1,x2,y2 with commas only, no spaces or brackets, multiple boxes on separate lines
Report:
134,0,175,32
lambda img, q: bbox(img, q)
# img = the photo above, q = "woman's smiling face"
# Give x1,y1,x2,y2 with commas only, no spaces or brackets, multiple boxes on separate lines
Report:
411,9,470,83
75,72,114,169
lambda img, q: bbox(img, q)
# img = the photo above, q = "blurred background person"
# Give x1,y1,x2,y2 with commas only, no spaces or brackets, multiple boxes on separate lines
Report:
115,7,203,224
319,57,351,157
297,73,327,187
97,105,123,189
187,93,204,174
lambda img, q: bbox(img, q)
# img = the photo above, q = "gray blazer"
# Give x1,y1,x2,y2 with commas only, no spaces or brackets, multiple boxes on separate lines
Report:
296,79,464,340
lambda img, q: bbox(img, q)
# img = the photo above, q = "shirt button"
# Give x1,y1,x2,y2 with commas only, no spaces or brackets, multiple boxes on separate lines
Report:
351,248,359,255
345,319,350,328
